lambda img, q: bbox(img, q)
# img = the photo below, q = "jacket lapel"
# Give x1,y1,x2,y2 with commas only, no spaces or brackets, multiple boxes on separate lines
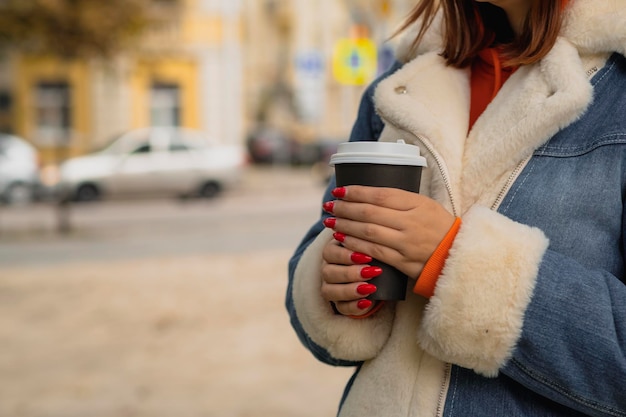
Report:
462,38,593,208
373,39,593,213
373,51,469,209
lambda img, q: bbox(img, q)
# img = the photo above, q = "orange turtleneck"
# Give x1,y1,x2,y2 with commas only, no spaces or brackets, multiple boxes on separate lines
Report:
469,47,517,130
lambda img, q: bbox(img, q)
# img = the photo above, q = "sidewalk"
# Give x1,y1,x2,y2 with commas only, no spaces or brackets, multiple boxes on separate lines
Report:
0,166,352,417
0,250,353,417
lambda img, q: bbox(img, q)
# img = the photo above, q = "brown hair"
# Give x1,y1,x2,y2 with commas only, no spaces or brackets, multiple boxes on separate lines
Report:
395,0,565,68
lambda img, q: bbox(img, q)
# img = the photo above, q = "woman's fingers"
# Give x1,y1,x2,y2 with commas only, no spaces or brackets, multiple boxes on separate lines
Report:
322,237,379,267
322,185,456,275
322,238,354,265
321,279,378,316
331,216,404,252
335,186,424,211
340,234,402,264
333,299,376,316
333,201,408,231
321,262,382,284
321,280,377,301
329,186,449,233
320,228,382,317
320,263,381,316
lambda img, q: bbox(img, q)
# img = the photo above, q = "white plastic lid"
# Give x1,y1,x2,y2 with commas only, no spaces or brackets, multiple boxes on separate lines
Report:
329,140,427,167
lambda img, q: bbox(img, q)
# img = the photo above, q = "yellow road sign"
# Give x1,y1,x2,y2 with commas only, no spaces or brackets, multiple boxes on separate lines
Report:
332,38,378,86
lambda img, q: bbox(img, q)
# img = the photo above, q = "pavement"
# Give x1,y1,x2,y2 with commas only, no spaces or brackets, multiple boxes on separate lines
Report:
0,166,354,417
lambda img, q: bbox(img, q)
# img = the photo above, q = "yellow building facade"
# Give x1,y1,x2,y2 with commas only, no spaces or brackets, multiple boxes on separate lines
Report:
1,0,244,164
13,57,91,161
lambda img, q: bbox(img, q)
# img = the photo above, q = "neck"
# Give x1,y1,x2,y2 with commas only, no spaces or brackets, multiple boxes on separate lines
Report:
501,3,530,36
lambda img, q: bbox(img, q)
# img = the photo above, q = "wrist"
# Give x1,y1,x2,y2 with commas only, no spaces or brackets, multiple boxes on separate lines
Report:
414,217,462,298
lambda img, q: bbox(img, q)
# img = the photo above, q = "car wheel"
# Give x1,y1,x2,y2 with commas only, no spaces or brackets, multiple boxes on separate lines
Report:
75,184,100,202
199,181,221,199
5,183,33,205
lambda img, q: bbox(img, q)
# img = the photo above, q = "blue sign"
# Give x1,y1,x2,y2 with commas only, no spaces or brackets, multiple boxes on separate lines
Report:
295,52,325,77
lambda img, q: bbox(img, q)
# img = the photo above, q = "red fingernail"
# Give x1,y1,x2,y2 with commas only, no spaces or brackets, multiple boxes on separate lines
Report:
357,299,373,310
357,284,377,296
351,252,372,264
333,232,346,243
332,187,346,198
360,266,383,279
323,201,335,213
323,218,336,228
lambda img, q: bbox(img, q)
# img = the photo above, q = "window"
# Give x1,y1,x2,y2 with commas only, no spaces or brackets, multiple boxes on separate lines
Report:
35,82,71,146
0,91,12,134
169,141,189,152
130,142,151,154
150,83,180,127
0,91,11,111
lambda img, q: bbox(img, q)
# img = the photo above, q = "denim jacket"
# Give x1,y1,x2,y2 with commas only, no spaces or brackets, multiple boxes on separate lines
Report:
287,1,626,416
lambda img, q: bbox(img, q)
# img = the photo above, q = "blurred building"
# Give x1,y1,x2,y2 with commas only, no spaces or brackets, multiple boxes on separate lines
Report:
243,0,414,144
0,0,244,164
0,0,413,164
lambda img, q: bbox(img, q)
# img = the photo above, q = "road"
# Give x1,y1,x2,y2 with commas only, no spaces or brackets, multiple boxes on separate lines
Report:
0,166,326,266
0,166,354,417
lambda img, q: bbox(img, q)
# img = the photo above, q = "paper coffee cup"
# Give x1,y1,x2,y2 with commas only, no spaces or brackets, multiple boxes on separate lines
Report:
329,140,427,301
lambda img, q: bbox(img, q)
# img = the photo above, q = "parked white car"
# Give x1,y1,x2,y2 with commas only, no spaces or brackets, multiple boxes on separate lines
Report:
0,134,40,205
59,127,246,202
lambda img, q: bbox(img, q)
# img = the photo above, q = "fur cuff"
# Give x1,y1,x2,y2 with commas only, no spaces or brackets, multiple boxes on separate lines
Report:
417,206,549,377
292,228,394,361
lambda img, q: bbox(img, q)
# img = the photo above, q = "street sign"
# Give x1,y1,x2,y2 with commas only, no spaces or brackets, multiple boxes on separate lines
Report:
295,51,324,78
294,50,326,122
332,38,377,86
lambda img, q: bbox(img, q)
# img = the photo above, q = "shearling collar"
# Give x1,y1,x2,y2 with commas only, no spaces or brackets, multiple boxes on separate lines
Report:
561,0,626,57
373,0,625,214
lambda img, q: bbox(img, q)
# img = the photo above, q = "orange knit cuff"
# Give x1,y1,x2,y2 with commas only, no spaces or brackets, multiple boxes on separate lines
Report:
413,217,462,299
347,301,385,319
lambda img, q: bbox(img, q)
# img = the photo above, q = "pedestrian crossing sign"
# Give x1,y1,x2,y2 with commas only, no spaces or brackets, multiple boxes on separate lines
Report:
332,38,378,86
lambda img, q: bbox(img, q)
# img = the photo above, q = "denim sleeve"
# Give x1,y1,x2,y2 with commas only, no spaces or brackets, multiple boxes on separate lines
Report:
285,62,401,366
501,249,626,416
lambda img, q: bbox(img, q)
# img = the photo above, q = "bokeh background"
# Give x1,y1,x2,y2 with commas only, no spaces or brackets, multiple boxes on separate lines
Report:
0,0,414,415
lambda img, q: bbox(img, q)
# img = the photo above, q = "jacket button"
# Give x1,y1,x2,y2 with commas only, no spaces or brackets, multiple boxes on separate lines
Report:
395,86,407,94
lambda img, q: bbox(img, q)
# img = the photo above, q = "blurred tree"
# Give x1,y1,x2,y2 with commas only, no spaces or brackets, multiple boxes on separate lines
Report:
0,0,178,59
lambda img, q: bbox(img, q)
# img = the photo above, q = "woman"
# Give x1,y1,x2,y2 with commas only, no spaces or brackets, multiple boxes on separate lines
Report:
287,0,626,416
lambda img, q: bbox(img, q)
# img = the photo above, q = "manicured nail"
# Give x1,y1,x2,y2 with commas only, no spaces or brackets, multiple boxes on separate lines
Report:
323,218,337,228
360,266,383,279
332,187,346,199
351,252,372,264
357,284,377,296
333,232,346,243
357,299,373,310
322,201,335,213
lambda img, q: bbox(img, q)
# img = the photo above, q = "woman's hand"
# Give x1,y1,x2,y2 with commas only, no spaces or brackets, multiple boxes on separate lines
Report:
320,238,383,316
324,186,455,279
